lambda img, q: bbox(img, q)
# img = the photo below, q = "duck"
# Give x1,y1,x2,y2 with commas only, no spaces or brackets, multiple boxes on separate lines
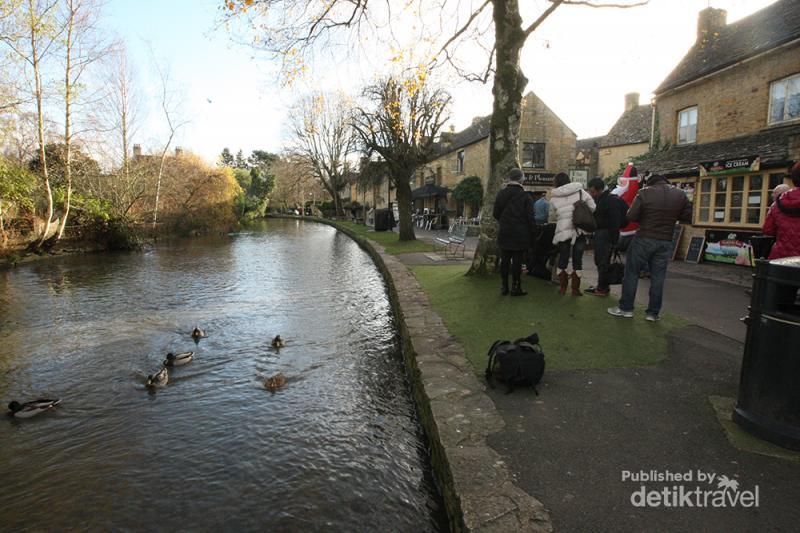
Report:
191,327,205,340
163,351,194,367
264,372,286,392
7,399,61,419
146,367,169,388
271,335,285,348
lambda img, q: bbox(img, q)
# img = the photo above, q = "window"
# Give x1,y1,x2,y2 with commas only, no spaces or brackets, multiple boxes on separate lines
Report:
456,150,465,173
677,106,697,144
522,142,546,169
768,73,800,125
696,174,768,226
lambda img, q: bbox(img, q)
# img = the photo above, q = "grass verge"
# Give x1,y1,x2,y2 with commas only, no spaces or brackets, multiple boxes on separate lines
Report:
333,220,437,255
410,264,685,373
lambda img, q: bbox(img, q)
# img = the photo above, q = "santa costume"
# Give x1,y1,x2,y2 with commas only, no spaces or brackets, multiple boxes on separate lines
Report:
611,163,641,238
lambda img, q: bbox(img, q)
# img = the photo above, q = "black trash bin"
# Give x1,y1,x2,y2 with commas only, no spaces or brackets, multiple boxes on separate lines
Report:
374,209,391,232
749,235,775,260
734,256,800,450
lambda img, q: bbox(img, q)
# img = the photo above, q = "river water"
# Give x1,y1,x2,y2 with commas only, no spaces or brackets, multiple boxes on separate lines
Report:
0,219,446,531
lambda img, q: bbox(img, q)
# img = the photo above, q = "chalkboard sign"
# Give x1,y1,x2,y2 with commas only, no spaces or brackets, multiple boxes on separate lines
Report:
685,236,705,263
671,224,684,260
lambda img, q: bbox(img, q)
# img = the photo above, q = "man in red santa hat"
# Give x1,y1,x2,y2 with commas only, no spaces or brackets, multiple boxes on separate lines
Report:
611,163,641,251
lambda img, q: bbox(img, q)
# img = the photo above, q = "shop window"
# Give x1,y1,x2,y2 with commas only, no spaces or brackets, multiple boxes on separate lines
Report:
696,174,767,226
677,106,697,144
767,172,787,208
522,142,546,169
768,73,800,125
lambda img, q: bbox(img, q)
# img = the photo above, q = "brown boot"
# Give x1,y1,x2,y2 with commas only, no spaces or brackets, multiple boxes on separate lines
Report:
571,271,583,296
558,271,568,295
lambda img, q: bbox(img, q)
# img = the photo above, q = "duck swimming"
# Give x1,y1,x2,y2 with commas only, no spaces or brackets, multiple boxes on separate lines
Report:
271,335,285,348
163,351,194,367
146,367,169,388
191,327,205,340
7,399,61,419
265,372,286,392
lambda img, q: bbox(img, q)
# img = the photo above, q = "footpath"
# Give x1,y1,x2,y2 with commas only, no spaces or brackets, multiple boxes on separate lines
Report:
397,226,800,532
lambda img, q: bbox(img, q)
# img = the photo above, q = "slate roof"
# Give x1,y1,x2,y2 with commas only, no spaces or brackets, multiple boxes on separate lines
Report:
600,105,652,148
436,116,491,156
656,0,800,94
637,123,800,177
576,135,604,152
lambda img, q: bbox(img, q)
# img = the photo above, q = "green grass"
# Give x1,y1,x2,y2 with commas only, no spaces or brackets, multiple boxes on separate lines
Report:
410,264,685,373
333,220,437,254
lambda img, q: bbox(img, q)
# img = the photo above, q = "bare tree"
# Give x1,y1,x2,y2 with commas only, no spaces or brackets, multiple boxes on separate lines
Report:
1,0,64,248
224,0,647,273
287,91,357,217
352,75,450,240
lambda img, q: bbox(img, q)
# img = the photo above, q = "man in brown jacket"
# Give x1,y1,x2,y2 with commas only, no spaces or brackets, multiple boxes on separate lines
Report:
608,174,692,321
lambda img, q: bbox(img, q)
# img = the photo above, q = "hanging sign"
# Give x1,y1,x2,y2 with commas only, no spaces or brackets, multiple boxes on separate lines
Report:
699,156,760,176
522,172,556,187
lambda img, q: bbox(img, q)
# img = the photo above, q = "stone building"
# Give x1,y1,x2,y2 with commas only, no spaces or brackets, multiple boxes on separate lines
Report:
415,91,577,217
597,93,653,178
639,0,800,263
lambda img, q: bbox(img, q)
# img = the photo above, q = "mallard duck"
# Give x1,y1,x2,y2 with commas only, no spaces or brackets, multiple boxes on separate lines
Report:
271,335,285,348
163,351,194,367
191,327,205,340
265,372,286,392
146,367,169,388
7,399,61,419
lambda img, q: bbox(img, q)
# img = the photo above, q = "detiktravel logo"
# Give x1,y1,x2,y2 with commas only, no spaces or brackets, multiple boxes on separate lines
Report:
622,469,760,508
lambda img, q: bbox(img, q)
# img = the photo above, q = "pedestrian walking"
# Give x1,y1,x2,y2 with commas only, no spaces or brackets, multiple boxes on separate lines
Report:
608,174,693,321
550,172,596,296
585,178,624,296
493,168,535,296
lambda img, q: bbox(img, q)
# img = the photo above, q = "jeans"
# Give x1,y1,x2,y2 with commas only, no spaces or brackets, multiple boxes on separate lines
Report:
593,229,612,290
500,249,524,288
618,237,673,315
557,236,586,271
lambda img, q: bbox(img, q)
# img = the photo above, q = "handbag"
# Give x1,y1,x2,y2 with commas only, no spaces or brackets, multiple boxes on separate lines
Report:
572,191,597,233
607,247,625,285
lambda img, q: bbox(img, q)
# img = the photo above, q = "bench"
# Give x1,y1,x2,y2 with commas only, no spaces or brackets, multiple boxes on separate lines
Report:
434,224,468,258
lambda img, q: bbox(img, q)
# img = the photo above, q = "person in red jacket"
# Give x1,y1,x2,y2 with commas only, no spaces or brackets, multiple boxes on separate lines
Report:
763,162,800,259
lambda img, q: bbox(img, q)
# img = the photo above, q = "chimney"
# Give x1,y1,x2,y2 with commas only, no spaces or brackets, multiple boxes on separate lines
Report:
697,7,727,44
174,146,183,157
624,92,640,112
133,144,142,158
471,116,483,126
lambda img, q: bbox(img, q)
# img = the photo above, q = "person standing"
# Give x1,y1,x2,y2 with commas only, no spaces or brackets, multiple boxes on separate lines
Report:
585,178,624,296
550,172,596,296
493,168,534,296
763,161,800,260
534,192,549,224
608,174,692,321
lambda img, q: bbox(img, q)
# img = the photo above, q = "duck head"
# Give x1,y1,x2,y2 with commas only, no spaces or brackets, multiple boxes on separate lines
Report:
8,401,21,413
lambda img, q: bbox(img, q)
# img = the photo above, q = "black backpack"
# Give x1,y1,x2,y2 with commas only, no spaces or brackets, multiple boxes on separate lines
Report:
485,333,545,394
612,194,630,228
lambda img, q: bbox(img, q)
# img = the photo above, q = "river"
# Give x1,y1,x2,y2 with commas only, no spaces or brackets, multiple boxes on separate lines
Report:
0,218,446,531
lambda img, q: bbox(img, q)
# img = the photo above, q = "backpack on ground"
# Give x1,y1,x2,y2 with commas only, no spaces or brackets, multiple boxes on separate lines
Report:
485,333,545,394
572,192,597,233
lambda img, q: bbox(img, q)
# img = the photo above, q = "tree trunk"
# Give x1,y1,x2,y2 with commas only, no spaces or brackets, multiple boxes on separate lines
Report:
468,0,527,276
31,1,53,249
57,5,75,240
394,173,415,241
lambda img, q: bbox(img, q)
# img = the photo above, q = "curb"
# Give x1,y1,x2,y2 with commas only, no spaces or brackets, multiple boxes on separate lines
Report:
309,217,552,533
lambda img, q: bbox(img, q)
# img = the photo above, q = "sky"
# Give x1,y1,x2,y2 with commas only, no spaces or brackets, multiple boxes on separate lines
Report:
104,0,779,164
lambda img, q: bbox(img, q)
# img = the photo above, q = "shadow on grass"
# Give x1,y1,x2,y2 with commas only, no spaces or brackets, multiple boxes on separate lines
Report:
333,221,437,255
410,264,685,373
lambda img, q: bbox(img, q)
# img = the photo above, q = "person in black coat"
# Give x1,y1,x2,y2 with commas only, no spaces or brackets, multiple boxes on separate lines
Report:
585,178,624,296
493,168,535,296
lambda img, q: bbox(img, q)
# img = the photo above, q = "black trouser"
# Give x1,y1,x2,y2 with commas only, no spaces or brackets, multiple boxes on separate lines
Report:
594,229,612,291
500,249,524,288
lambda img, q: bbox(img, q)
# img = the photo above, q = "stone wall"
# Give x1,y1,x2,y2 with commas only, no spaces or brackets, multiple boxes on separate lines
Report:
598,142,650,178
656,42,800,145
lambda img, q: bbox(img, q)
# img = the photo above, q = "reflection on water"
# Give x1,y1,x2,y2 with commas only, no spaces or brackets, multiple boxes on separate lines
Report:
0,219,445,531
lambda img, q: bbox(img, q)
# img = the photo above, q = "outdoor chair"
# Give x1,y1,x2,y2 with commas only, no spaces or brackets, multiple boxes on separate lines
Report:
434,223,468,258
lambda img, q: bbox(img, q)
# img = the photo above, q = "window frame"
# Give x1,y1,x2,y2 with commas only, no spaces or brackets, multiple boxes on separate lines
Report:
694,172,790,228
767,73,800,125
456,149,465,174
677,106,698,145
521,142,546,169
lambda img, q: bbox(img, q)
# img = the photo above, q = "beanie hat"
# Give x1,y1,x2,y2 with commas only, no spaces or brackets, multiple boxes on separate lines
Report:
646,173,668,186
508,168,524,182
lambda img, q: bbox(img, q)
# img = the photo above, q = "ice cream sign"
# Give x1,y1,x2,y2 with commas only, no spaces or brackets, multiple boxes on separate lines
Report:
699,155,760,176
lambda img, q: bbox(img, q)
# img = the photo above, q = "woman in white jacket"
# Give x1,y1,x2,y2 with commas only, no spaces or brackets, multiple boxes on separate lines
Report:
549,173,596,295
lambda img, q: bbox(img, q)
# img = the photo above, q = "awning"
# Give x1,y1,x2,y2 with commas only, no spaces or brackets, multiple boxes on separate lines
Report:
412,183,450,199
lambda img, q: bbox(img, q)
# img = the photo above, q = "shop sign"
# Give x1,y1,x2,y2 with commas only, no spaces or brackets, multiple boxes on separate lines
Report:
704,229,760,267
522,172,555,187
699,156,760,176
569,169,588,187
